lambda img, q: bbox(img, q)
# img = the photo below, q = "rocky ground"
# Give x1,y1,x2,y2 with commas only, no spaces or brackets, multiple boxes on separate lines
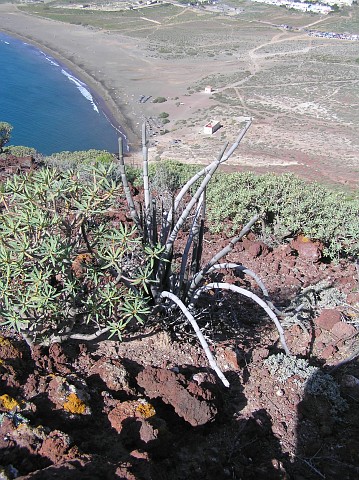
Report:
1,156,359,479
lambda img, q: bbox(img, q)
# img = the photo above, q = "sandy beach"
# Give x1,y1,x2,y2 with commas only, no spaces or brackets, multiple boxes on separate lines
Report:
0,3,150,151
0,3,220,155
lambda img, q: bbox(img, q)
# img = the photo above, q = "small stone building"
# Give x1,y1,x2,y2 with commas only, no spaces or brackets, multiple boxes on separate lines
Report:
203,120,221,135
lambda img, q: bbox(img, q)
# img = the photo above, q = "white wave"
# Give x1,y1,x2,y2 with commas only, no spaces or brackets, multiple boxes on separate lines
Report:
61,69,99,113
40,51,60,67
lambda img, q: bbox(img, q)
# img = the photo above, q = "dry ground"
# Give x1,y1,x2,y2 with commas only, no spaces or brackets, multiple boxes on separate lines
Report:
0,2,358,189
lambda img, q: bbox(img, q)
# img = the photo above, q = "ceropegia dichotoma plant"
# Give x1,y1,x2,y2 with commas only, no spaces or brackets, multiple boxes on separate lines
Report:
119,119,290,388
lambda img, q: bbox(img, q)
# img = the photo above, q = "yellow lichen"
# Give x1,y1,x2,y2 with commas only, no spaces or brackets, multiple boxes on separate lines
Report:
0,394,20,411
136,402,156,419
299,235,310,243
0,336,12,347
63,393,86,414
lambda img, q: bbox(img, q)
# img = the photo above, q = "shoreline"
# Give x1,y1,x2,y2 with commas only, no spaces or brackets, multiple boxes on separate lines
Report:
1,30,129,152
0,5,142,152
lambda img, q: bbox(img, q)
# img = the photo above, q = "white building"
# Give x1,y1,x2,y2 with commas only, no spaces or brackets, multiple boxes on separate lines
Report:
203,120,221,134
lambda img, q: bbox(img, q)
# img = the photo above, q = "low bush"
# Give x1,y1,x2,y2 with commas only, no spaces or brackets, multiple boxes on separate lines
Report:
152,96,167,103
0,164,157,345
148,160,198,194
144,165,358,260
44,149,113,171
206,172,359,259
3,146,38,157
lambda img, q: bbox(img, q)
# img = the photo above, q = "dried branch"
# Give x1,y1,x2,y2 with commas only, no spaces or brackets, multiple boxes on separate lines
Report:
192,282,290,355
206,262,282,315
160,290,230,388
188,213,260,300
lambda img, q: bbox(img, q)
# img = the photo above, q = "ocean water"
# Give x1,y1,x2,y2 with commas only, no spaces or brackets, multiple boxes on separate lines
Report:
0,32,126,155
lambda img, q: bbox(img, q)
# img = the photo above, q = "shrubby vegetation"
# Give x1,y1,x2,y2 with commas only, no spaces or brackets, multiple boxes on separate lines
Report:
148,159,198,194
0,122,13,153
43,149,113,170
0,164,157,345
2,145,38,157
152,96,167,103
0,140,357,383
206,172,359,259
147,162,359,260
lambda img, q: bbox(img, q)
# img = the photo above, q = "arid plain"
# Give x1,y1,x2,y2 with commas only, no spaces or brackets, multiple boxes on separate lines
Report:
0,1,358,189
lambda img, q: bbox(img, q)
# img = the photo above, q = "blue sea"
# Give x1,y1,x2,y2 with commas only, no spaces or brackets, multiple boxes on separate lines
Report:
0,32,126,155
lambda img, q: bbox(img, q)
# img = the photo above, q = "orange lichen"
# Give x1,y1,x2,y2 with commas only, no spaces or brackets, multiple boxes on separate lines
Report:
135,402,156,419
63,393,87,414
0,394,20,411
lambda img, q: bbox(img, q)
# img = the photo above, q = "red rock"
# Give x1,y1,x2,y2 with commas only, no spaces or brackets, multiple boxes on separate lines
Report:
347,292,359,305
130,449,150,460
137,418,158,444
91,357,133,394
108,400,139,433
136,366,218,426
38,430,75,463
331,322,357,340
321,344,337,360
275,244,292,257
315,309,342,330
290,236,323,263
289,325,302,337
218,347,239,370
247,241,268,258
48,343,72,375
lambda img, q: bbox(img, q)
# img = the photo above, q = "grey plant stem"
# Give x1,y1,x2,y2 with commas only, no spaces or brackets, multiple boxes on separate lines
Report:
118,137,141,230
178,192,205,294
48,327,110,345
187,213,260,301
206,263,282,315
163,118,251,246
164,141,228,236
142,124,150,212
192,282,290,355
160,290,230,388
166,118,251,229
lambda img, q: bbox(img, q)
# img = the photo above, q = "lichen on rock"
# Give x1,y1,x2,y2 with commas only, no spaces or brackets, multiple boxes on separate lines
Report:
0,394,21,411
63,393,87,415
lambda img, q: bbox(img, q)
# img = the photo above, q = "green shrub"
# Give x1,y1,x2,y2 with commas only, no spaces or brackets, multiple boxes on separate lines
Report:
0,164,157,345
152,96,167,103
206,172,359,259
158,112,169,119
4,146,38,157
44,149,113,171
149,160,198,193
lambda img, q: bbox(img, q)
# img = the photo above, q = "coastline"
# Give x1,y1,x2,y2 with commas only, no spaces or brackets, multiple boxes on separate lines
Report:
1,4,358,191
0,4,143,152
